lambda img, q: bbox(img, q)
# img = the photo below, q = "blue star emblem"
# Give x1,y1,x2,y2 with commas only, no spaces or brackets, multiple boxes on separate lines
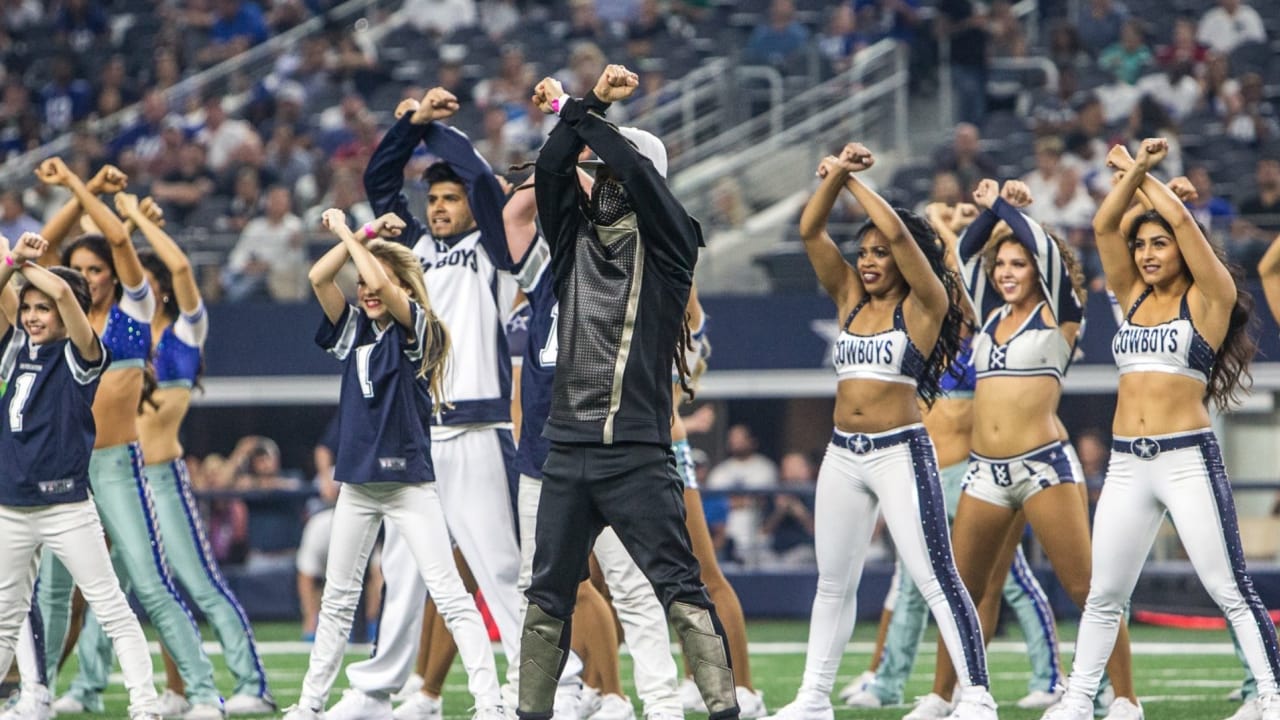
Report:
850,434,872,454
506,314,529,334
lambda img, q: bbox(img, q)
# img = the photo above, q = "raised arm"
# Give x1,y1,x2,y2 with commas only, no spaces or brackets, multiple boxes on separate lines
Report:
363,105,431,248
116,193,201,316
415,88,512,269
324,208,415,331
307,219,351,325
1259,234,1280,325
531,76,590,259
798,156,861,308
1134,138,1235,309
556,65,701,274
504,174,540,265
1093,144,1146,301
13,233,100,361
990,180,1083,325
0,236,19,333
842,143,948,320
34,162,129,266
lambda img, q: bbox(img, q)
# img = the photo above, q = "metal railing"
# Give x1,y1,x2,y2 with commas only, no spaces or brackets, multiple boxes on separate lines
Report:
0,0,402,187
668,39,911,221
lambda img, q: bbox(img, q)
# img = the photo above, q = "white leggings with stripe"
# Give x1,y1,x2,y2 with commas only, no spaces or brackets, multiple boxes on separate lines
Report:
798,425,988,700
1064,430,1280,704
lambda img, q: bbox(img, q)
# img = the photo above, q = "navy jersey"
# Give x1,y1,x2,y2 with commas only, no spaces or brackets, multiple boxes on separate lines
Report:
512,237,557,479
0,327,110,506
506,298,531,369
316,303,441,485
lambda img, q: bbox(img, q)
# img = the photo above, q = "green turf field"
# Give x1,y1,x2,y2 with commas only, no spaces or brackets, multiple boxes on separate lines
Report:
40,620,1251,719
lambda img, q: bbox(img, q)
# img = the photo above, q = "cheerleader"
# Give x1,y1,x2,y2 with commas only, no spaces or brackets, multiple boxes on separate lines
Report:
284,208,502,720
0,232,160,720
1043,139,1280,720
765,144,994,720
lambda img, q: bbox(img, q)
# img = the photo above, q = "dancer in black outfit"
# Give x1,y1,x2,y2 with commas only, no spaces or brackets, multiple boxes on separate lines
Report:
516,64,739,720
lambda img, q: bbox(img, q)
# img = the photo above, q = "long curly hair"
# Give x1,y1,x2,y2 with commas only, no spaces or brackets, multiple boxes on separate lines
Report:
854,209,966,407
1127,210,1256,411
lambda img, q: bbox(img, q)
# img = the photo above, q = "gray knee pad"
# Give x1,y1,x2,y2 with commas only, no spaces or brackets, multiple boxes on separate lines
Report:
669,601,737,717
519,604,566,717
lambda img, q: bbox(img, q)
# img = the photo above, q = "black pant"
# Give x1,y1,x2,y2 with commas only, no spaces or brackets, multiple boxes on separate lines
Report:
527,441,710,616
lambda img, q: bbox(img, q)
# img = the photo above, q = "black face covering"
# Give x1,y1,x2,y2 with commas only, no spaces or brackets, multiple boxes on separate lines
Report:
589,177,632,226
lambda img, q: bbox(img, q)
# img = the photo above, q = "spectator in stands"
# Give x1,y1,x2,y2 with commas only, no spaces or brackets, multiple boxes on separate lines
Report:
198,453,252,566
40,54,93,135
151,141,217,227
142,115,190,183
302,166,373,231
108,90,170,165
219,435,302,492
709,176,748,230
921,170,963,214
762,452,817,567
93,55,139,120
595,0,641,24
1126,95,1183,177
403,0,477,35
1076,0,1127,57
2,0,41,32
1156,16,1208,73
479,0,520,39
198,95,261,176
744,0,812,68
936,0,989,125
1098,18,1152,85
933,122,997,194
1224,72,1280,145
0,189,40,239
264,123,315,195
150,46,184,93
1135,61,1202,122
1238,156,1280,236
474,105,518,171
562,41,608,100
197,0,271,66
435,54,475,107
627,0,670,58
1197,0,1266,55
219,165,265,233
707,424,779,568
54,0,108,51
265,0,309,32
222,185,308,301
1047,20,1091,69
565,0,611,43
473,45,534,114
1186,165,1236,238
1023,136,1068,207
987,0,1027,58
1036,166,1097,250
818,3,875,74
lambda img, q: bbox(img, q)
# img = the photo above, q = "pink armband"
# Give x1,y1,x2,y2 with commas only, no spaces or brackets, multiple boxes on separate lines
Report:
362,223,378,240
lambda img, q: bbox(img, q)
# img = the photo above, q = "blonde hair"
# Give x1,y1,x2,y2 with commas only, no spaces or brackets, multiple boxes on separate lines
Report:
365,240,452,411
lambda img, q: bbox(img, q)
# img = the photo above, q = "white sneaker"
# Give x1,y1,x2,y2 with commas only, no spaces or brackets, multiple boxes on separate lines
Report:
1042,695,1094,720
945,688,996,720
327,689,393,720
474,706,508,720
1094,685,1115,715
394,675,426,704
1018,688,1065,710
590,695,635,720
1227,699,1262,720
133,714,165,720
736,688,766,719
579,688,603,720
183,703,227,720
761,695,833,720
555,682,583,720
1101,698,1143,720
1257,694,1280,720
646,713,683,720
224,694,275,715
837,672,876,705
678,679,706,714
394,693,443,720
0,686,52,720
844,689,884,709
903,694,953,720
281,706,324,720
156,690,192,719
51,695,87,714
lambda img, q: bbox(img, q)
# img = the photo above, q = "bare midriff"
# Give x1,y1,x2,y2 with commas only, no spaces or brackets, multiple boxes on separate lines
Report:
1113,372,1212,437
834,378,922,435
138,386,192,465
971,374,1061,457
